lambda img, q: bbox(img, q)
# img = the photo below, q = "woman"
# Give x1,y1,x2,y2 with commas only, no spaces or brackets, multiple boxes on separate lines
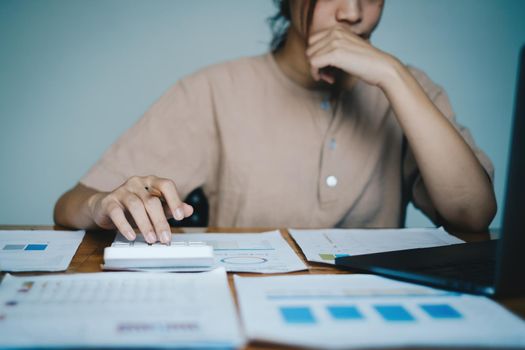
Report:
54,0,496,244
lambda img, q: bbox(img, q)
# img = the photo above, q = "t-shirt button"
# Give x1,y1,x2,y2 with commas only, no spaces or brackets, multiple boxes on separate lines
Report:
321,99,330,110
326,175,338,187
329,138,336,150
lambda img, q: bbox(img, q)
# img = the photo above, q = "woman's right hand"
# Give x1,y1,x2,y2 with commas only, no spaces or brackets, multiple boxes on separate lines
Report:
87,176,193,244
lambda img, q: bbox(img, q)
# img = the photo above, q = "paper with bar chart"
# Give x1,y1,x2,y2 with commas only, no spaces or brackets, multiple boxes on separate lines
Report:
112,230,307,273
0,230,85,272
234,274,525,349
0,268,244,348
289,227,463,264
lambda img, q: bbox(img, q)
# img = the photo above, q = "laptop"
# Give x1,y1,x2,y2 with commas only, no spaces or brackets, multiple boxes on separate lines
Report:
335,45,525,297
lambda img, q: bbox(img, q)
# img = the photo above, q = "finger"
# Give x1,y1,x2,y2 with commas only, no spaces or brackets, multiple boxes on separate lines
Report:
309,26,367,53
319,69,336,84
308,25,350,46
163,204,174,219
135,189,172,245
307,34,362,60
306,33,335,58
182,203,194,217
311,53,344,84
107,203,136,241
307,30,364,80
310,48,344,74
151,178,187,221
122,194,157,244
308,27,333,46
307,46,334,81
307,44,337,82
311,65,320,81
308,42,343,82
308,30,363,60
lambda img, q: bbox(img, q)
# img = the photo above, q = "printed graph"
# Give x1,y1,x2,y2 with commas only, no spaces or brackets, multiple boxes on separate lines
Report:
3,244,48,251
278,303,463,325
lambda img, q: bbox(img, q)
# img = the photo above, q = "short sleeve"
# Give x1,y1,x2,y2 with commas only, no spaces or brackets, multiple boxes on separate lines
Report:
402,70,494,224
80,72,219,198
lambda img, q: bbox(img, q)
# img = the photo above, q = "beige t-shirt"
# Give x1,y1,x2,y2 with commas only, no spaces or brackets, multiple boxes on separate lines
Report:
81,53,494,228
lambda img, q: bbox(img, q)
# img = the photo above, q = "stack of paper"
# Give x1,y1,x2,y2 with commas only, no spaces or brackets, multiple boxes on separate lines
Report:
0,268,244,348
235,274,525,349
289,227,463,264
0,230,85,271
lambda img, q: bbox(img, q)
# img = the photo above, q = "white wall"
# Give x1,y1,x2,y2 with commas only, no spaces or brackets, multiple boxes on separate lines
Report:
1,0,524,227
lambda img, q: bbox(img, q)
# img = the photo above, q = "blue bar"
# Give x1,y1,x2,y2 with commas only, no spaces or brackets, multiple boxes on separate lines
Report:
25,244,48,251
279,306,316,324
420,304,462,319
374,305,415,322
327,306,364,320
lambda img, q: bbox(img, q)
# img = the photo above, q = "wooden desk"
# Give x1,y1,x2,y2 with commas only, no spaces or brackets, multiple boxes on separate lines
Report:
2,226,524,349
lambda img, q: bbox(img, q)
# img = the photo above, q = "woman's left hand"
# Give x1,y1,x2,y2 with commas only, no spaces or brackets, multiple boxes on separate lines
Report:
306,24,398,88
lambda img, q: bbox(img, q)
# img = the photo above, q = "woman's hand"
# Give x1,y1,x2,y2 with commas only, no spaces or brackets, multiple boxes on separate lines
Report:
88,176,193,244
305,24,496,232
306,24,398,88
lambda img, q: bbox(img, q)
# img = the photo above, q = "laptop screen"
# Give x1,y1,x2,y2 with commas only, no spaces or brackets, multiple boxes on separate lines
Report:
495,45,525,295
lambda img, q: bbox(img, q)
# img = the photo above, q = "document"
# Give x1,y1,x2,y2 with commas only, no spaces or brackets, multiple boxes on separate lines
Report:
110,230,306,273
289,227,463,264
0,268,244,349
0,230,85,272
235,274,525,349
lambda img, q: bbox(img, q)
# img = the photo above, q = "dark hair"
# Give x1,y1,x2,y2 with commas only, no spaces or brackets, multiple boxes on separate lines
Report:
268,0,318,52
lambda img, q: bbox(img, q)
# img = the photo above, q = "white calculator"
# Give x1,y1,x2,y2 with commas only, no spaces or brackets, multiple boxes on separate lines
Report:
103,233,215,269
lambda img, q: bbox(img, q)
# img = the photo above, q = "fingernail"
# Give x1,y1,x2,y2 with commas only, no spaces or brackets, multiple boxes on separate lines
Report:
147,231,156,243
162,231,171,245
174,208,184,221
127,231,136,241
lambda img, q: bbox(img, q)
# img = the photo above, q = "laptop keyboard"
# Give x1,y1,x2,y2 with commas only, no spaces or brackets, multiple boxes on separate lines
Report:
415,260,495,285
